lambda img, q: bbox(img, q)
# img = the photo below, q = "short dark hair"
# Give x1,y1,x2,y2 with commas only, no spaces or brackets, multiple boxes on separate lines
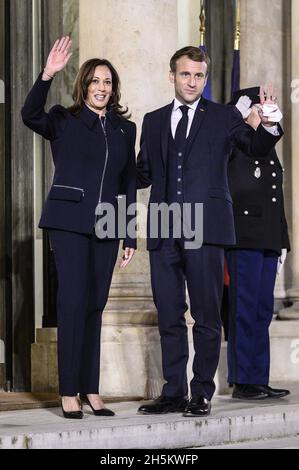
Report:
170,46,210,75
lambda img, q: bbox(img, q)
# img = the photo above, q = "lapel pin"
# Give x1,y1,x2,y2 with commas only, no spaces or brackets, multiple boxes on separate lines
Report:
120,128,125,134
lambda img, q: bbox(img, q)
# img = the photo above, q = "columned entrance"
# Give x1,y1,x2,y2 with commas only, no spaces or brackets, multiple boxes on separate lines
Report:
0,0,78,392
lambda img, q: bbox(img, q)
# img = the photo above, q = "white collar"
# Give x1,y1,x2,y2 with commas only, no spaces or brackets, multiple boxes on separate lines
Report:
173,97,201,112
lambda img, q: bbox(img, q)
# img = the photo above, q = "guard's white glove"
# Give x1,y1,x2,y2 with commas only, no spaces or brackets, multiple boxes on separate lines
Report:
261,103,283,123
277,248,287,275
235,95,252,119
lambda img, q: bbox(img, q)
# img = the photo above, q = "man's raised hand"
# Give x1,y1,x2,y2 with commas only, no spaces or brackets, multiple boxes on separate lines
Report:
258,84,282,126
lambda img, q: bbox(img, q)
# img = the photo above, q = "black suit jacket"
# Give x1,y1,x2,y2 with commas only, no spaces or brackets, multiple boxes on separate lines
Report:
137,99,283,250
21,73,137,248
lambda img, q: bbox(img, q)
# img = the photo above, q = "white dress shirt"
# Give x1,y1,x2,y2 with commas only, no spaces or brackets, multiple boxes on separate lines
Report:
171,98,201,139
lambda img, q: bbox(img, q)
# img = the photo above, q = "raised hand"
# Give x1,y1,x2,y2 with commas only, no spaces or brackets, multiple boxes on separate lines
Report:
43,36,72,79
259,83,277,106
258,83,281,126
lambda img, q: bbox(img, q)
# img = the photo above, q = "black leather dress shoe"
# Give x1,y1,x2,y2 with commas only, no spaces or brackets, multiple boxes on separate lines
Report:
183,395,211,417
232,384,268,400
138,395,189,414
80,394,115,416
255,385,290,398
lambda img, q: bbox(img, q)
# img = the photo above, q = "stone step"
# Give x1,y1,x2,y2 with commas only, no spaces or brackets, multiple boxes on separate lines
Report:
32,321,299,397
201,435,299,449
0,384,298,449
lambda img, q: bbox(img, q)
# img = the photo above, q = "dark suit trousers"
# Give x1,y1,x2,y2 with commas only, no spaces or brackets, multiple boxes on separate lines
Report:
49,229,119,396
226,249,277,385
150,239,224,400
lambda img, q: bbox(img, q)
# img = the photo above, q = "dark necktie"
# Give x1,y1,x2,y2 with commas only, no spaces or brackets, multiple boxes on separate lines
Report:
174,105,189,151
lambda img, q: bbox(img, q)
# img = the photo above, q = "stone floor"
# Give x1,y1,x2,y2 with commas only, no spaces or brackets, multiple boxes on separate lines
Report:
0,382,298,449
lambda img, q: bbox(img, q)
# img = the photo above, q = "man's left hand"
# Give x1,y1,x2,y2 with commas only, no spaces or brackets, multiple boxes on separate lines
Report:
258,84,283,126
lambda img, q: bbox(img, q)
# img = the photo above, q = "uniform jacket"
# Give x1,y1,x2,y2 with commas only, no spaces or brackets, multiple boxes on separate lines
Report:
136,98,283,250
228,145,290,254
21,73,137,248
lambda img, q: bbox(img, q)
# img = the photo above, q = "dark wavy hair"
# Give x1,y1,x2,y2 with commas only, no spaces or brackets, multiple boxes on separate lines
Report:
68,58,129,118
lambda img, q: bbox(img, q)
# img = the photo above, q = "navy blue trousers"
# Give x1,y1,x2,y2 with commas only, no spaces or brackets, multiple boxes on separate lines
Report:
49,230,119,396
150,239,224,400
226,249,278,385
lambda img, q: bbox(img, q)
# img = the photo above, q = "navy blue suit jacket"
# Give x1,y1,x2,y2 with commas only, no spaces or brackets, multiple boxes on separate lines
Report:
21,73,137,248
137,99,283,250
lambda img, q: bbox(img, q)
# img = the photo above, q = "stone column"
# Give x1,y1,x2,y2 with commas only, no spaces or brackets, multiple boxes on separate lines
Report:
0,0,6,389
279,0,299,319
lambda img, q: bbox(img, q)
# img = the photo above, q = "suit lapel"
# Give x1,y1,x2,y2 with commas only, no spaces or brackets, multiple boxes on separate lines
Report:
185,98,209,162
160,103,173,170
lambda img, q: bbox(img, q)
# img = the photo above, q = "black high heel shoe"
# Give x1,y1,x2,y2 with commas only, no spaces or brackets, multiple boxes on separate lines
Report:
80,394,115,416
61,398,83,419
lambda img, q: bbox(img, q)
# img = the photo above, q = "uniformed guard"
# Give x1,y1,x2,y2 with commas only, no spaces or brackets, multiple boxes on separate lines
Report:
226,87,291,400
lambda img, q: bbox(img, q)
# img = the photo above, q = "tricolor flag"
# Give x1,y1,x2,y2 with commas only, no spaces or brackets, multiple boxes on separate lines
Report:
198,3,212,101
199,44,212,101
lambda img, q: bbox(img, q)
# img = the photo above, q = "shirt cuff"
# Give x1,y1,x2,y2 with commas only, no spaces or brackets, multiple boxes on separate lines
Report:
262,124,280,136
